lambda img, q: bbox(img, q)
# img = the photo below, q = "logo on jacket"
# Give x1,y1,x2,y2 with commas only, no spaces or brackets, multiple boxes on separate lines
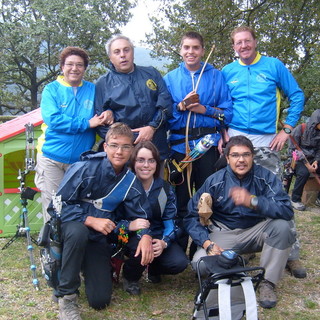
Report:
146,79,157,91
256,73,267,82
230,78,239,84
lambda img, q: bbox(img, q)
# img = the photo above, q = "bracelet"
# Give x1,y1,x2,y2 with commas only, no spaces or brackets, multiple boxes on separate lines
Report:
206,242,215,254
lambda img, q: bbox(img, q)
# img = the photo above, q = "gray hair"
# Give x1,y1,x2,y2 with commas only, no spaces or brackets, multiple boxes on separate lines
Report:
105,34,134,56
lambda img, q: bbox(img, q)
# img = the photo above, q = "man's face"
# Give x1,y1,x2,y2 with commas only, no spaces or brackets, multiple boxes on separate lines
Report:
109,39,134,73
233,31,257,65
226,145,254,179
103,135,133,174
61,55,86,86
180,37,204,71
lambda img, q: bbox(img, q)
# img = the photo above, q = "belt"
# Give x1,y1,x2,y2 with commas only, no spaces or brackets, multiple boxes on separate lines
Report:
170,127,218,146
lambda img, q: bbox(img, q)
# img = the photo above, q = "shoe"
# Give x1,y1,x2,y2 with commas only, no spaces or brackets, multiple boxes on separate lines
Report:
259,280,277,309
147,273,162,283
286,260,307,278
291,201,306,211
58,293,82,320
315,198,320,207
123,278,141,295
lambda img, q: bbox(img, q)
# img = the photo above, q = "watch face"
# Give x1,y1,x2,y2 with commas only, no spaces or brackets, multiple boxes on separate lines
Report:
284,127,292,134
251,196,258,207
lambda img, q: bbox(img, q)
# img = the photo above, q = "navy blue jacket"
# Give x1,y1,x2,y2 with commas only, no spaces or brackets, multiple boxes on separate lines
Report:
95,64,173,160
185,163,294,247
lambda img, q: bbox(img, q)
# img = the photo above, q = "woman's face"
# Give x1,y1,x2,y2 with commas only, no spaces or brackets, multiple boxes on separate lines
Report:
61,54,86,86
134,148,157,182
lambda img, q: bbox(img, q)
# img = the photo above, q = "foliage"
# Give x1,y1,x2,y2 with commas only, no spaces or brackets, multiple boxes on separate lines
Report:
0,0,136,115
146,0,320,117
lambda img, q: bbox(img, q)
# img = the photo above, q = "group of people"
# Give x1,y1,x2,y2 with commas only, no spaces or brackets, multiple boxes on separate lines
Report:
33,25,317,319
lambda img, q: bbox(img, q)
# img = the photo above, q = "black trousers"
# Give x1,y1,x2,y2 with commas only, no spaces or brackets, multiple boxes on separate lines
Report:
172,146,220,250
291,161,320,202
57,221,113,310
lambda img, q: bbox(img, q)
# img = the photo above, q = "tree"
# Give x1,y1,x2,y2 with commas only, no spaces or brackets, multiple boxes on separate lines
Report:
146,0,320,116
0,0,135,115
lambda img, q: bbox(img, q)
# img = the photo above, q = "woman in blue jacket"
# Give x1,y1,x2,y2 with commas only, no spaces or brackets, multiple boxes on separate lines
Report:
129,141,189,288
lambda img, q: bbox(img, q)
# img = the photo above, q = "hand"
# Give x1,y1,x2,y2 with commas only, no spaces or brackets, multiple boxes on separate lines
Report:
311,161,318,171
129,218,150,231
229,187,252,208
178,91,199,111
84,217,116,235
305,161,316,173
100,110,114,125
152,239,166,258
89,114,105,128
203,240,224,256
132,126,155,144
269,129,291,151
135,235,154,266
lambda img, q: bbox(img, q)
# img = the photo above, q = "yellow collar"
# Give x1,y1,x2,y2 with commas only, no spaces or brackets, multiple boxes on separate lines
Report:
239,52,262,66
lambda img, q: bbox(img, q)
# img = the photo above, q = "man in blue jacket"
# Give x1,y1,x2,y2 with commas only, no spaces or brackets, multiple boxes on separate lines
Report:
222,26,305,278
95,34,172,162
185,135,295,309
163,31,233,251
49,123,154,320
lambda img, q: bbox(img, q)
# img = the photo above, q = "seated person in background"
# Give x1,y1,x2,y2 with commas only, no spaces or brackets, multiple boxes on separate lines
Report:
184,135,295,309
288,109,320,211
48,122,153,320
127,141,189,289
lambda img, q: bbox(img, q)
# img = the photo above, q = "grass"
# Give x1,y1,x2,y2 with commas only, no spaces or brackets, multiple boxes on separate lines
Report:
0,206,319,320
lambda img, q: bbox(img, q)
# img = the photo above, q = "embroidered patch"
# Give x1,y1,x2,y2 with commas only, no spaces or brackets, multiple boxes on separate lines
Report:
146,79,157,91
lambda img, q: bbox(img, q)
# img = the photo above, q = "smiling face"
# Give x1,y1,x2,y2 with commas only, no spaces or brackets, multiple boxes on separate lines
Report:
233,31,258,65
134,148,157,184
61,55,86,86
180,37,205,71
109,38,134,73
226,145,254,179
103,135,133,174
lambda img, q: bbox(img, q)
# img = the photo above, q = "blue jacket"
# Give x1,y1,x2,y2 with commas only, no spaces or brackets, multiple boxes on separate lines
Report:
163,62,233,154
147,178,177,241
49,151,151,241
95,64,173,160
185,163,294,247
222,53,304,135
40,76,96,164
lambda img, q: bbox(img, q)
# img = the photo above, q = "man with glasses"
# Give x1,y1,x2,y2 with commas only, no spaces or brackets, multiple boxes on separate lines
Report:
185,135,295,309
49,123,153,320
222,26,306,280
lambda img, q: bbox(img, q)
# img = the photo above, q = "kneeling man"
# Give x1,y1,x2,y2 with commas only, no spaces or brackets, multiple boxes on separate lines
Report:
185,135,295,309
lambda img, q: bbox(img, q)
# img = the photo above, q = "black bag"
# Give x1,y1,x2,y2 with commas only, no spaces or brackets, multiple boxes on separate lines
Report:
164,158,184,185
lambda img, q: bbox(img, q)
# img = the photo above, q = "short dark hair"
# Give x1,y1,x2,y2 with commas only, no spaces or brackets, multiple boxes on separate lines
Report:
59,46,89,69
230,26,256,44
225,135,254,156
180,31,204,48
105,122,134,143
130,141,161,178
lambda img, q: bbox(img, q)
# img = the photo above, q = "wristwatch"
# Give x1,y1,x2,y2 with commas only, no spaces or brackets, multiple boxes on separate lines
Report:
250,195,258,209
283,127,292,134
206,242,215,254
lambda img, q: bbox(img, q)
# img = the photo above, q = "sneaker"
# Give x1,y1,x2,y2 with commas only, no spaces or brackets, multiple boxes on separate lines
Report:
259,280,277,309
147,273,162,284
286,260,307,278
58,293,82,320
123,278,141,295
291,200,306,211
315,198,320,207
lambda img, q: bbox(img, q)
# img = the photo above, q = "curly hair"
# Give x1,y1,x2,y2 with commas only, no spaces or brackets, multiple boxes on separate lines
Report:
59,46,89,69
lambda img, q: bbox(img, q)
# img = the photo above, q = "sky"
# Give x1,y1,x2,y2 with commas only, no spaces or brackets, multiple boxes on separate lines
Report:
121,0,162,47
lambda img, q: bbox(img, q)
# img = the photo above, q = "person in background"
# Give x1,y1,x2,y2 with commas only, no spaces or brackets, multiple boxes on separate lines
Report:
163,31,233,251
288,109,320,210
49,123,153,320
35,46,104,222
222,25,306,279
185,135,295,309
94,34,172,165
128,141,189,291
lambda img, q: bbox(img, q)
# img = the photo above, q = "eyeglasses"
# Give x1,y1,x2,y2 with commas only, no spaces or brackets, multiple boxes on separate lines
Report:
234,39,253,47
229,152,252,159
136,158,156,165
106,144,132,152
64,63,85,69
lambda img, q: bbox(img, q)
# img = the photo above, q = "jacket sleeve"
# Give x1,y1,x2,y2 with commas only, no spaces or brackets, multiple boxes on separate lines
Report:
41,84,91,134
148,69,173,129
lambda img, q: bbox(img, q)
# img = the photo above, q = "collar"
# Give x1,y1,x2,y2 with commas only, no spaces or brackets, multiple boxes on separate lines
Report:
239,52,262,66
57,75,83,87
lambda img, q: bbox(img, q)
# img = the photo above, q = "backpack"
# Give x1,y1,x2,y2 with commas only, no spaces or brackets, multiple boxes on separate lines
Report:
192,255,265,320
